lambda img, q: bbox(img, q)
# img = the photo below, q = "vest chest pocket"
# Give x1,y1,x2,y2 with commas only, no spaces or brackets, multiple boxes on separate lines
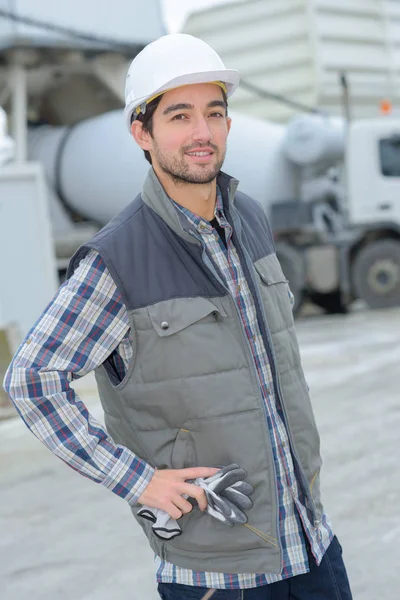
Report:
253,256,295,333
144,297,228,383
148,297,226,336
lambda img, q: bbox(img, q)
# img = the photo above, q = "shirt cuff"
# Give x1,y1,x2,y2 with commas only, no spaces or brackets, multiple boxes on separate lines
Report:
101,446,155,506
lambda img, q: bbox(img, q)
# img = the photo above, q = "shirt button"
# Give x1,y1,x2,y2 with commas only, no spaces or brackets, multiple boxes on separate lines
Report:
282,441,286,447
314,520,321,528
160,321,169,330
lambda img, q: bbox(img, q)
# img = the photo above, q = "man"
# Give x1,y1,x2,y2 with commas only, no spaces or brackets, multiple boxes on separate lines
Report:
4,34,352,599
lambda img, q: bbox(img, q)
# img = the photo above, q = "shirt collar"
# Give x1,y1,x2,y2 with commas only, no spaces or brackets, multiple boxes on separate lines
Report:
141,168,239,243
172,186,226,235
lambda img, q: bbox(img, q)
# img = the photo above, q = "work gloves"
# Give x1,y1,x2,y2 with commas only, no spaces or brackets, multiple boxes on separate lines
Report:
137,464,254,540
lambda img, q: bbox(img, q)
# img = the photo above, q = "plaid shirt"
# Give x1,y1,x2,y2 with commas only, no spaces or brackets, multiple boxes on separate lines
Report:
4,188,332,589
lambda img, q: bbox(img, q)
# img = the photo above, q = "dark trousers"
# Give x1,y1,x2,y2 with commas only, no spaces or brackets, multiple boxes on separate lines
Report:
157,536,352,600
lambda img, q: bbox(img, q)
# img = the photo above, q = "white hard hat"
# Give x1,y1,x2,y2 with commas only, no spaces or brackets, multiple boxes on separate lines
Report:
123,33,240,131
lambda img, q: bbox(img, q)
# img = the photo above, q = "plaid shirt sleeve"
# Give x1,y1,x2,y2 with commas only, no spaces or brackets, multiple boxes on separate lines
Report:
3,249,154,505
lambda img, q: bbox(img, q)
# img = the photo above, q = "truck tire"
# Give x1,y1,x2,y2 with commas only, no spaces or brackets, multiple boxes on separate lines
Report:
275,242,305,316
352,239,400,309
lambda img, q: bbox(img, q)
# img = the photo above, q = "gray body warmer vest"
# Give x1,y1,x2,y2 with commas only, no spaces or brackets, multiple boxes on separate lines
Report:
68,169,324,575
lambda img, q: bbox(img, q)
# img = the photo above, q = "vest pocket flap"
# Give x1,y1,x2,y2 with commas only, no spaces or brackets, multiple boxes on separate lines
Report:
148,297,227,337
254,256,288,286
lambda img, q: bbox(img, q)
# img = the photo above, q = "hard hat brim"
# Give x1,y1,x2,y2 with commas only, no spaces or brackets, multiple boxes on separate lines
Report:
124,69,240,131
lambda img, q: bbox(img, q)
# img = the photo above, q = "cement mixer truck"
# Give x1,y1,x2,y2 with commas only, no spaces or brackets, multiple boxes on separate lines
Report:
25,109,400,314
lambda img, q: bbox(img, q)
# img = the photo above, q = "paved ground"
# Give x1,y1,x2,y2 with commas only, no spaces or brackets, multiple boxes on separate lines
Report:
1,307,399,599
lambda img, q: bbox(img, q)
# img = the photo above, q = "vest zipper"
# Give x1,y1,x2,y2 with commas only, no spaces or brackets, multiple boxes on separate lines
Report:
237,243,319,522
251,294,319,517
228,204,319,523
192,210,283,560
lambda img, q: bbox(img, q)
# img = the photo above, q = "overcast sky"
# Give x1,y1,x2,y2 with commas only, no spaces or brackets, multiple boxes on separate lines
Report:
162,0,240,33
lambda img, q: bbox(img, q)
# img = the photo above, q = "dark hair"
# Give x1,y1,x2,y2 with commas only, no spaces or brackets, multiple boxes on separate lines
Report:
132,87,228,165
132,95,163,165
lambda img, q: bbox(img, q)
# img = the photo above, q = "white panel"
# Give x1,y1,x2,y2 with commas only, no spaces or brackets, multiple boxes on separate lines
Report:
387,48,400,72
314,0,380,15
319,43,388,71
229,40,311,75
187,11,308,58
316,14,384,41
0,163,58,338
383,0,400,19
184,0,305,34
387,21,400,44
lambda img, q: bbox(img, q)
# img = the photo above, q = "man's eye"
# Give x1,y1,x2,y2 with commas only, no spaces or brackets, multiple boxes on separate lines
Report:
172,114,187,120
210,112,224,118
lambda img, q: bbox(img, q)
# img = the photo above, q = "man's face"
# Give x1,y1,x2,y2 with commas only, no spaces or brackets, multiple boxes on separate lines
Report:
140,83,231,185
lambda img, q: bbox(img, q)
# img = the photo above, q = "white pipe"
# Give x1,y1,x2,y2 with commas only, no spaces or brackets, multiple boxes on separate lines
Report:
10,64,28,163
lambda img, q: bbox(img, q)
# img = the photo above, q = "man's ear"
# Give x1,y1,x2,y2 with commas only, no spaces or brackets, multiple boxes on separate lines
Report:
131,120,152,151
226,116,232,135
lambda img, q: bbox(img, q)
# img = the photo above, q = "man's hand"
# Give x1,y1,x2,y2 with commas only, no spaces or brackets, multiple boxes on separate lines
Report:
138,467,219,519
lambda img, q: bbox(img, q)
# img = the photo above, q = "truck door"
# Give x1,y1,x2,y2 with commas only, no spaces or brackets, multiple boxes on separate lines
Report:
377,134,400,223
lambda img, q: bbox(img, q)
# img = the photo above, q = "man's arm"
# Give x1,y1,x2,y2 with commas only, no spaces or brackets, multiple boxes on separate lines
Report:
3,249,154,505
4,249,217,516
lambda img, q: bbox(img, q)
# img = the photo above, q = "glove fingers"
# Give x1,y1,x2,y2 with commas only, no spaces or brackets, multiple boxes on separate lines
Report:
210,468,248,494
137,506,157,523
195,465,253,527
152,521,182,540
206,490,248,525
202,464,240,485
229,481,254,496
216,495,248,525
138,506,182,540
205,502,235,526
220,487,253,510
205,489,233,518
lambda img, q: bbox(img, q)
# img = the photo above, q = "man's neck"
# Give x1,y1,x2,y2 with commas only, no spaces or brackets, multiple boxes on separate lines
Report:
153,167,217,221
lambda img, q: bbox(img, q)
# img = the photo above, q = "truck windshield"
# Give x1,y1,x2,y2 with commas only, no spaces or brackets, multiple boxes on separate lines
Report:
379,137,400,177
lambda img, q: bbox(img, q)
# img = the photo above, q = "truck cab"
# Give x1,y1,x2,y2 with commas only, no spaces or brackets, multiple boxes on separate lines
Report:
347,119,400,228
345,119,400,309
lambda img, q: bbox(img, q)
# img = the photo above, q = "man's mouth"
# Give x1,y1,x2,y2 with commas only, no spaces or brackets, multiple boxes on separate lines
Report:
185,148,215,162
186,151,213,157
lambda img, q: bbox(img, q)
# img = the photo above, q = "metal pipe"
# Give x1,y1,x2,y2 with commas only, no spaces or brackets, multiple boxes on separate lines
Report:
339,72,352,123
10,63,28,163
240,79,324,116
0,84,10,107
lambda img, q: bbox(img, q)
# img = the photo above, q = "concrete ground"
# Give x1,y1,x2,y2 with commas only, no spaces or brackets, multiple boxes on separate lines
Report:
1,307,399,600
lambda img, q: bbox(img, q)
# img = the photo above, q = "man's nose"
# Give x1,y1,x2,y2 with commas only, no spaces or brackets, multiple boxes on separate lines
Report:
192,115,212,142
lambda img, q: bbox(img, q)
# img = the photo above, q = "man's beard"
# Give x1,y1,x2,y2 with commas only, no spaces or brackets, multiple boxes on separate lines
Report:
153,142,226,185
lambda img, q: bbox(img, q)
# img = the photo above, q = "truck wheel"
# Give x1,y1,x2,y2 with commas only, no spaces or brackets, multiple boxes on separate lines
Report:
352,239,400,309
275,242,305,316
